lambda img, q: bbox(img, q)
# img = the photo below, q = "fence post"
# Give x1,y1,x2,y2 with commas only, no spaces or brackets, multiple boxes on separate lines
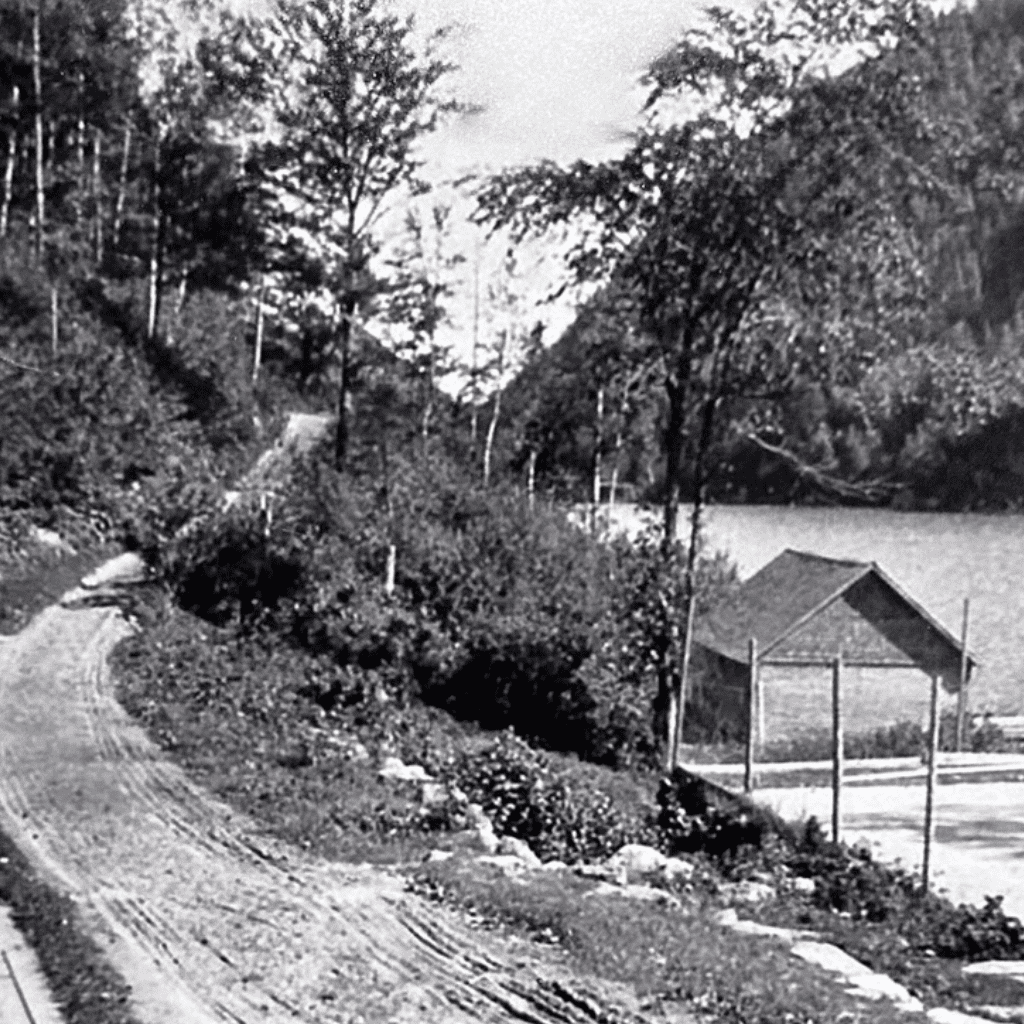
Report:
923,672,941,890
832,652,844,844
744,638,758,794
956,598,970,752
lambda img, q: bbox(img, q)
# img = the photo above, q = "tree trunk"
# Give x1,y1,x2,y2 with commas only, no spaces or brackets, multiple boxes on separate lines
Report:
75,107,85,225
166,270,188,346
50,283,58,354
421,338,436,444
528,447,537,512
92,127,103,263
32,3,43,265
112,120,131,248
146,134,163,342
662,378,685,548
1,86,18,238
252,273,266,385
334,295,355,471
483,387,502,486
592,385,604,531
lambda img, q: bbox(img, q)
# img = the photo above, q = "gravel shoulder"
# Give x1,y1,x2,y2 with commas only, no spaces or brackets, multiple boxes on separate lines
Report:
0,600,652,1024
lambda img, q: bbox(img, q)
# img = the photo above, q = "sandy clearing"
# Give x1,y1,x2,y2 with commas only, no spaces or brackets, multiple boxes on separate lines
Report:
0,601,665,1024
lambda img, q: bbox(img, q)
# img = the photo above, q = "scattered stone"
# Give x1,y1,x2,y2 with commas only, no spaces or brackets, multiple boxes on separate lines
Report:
963,962,1024,980
790,940,922,1013
346,742,370,763
715,909,816,943
80,551,147,589
31,526,74,553
719,880,775,904
477,854,530,875
928,1009,996,1024
663,856,694,882
972,1008,1024,1023
465,804,499,854
420,782,449,809
378,757,434,783
496,836,542,869
587,881,681,909
607,843,668,879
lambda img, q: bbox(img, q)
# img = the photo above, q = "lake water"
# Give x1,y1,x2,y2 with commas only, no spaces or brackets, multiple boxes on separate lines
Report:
602,504,1024,715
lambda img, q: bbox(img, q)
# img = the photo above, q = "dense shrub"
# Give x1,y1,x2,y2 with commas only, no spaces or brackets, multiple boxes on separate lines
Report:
446,731,658,863
163,446,740,766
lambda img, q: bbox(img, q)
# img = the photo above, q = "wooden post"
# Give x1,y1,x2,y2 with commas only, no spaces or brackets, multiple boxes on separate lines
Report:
665,687,678,772
923,673,941,890
956,598,970,752
744,638,757,794
671,594,698,769
832,652,844,844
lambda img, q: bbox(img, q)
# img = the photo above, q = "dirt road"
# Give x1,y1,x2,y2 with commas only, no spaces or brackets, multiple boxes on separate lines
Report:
0,601,656,1024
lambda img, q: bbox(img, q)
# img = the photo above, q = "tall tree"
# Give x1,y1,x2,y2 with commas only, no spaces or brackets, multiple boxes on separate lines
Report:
259,0,462,470
478,0,942,761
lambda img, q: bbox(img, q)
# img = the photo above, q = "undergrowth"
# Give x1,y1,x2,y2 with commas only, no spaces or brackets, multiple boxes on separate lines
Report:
411,856,911,1024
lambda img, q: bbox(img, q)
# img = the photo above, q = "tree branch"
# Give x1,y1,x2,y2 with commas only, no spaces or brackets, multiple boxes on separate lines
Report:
744,433,899,503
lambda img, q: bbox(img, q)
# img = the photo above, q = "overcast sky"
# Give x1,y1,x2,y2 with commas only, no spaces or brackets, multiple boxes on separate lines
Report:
401,0,704,180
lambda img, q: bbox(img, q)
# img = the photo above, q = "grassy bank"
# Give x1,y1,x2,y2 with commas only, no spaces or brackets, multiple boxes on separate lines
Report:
111,600,1024,1024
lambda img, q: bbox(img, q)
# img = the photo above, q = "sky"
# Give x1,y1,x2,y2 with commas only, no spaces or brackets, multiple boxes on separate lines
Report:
400,0,704,181
376,0,709,371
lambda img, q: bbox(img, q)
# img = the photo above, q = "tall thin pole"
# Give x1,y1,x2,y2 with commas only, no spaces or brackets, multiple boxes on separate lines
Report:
923,673,941,890
671,593,697,769
744,637,758,794
956,598,971,752
832,652,844,844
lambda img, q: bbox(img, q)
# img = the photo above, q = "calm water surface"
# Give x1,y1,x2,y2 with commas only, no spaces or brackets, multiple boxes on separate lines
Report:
607,504,1024,714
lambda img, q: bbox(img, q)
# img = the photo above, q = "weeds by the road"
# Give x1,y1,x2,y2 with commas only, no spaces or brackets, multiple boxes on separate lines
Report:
0,544,112,634
0,763,141,1024
411,856,912,1024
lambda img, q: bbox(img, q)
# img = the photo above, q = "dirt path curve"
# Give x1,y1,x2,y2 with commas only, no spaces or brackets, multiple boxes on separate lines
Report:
0,602,651,1024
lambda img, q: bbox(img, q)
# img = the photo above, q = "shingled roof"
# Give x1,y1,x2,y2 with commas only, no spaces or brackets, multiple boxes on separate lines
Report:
695,549,978,670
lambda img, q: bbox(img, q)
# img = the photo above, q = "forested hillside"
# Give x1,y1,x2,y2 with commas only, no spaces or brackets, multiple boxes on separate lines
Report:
5,0,1024,767
493,0,1024,513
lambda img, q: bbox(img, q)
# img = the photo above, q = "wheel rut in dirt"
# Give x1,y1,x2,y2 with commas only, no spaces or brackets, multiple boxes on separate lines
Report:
0,601,652,1024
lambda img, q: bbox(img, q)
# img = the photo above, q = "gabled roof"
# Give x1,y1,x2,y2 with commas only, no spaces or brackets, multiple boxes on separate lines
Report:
695,549,978,669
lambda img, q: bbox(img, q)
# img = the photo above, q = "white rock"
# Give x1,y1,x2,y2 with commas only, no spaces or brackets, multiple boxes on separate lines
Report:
378,758,434,783
496,836,542,868
587,881,681,909
465,804,499,854
963,962,1024,978
791,876,817,894
31,527,73,553
607,844,667,878
720,880,775,904
928,1008,992,1024
81,551,146,589
791,940,923,1013
420,782,449,808
540,860,568,872
663,856,694,881
425,850,453,863
477,854,530,875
